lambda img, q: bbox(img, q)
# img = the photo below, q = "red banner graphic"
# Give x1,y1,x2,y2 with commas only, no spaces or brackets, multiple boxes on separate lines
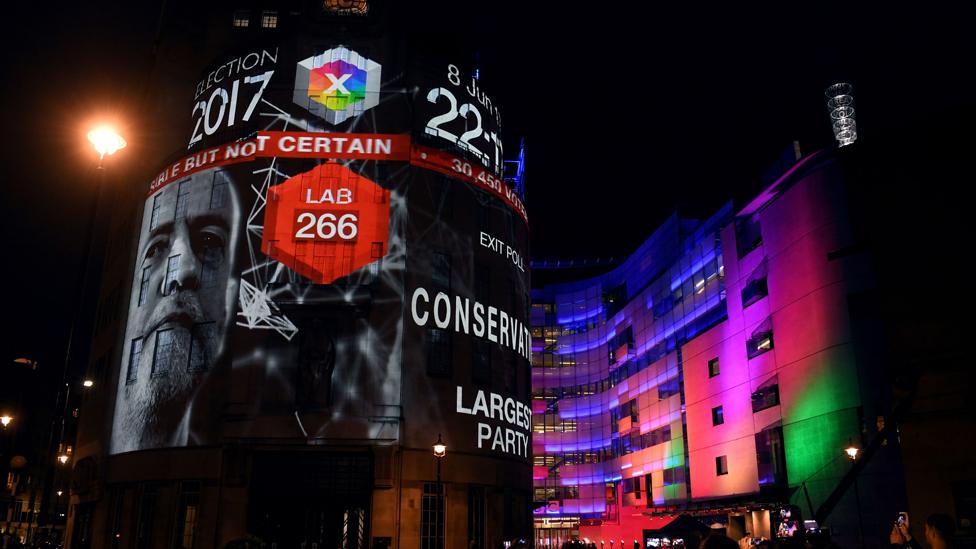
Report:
409,145,528,223
148,132,526,223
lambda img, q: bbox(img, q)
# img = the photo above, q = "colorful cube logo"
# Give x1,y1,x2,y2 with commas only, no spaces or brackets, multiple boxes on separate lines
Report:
293,46,381,125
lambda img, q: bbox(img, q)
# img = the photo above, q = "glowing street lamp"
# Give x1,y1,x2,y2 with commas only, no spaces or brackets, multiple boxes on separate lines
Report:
432,434,446,546
0,415,12,428
82,379,95,388
87,126,127,165
58,454,70,465
845,444,859,461
433,434,447,458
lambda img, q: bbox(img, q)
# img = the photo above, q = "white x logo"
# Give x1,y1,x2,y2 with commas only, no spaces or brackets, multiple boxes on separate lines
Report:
325,73,351,94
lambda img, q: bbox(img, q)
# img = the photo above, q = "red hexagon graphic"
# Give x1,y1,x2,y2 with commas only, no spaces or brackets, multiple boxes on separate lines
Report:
262,162,390,284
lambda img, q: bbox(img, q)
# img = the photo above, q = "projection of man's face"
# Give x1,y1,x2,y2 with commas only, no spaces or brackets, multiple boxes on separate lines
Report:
111,169,240,454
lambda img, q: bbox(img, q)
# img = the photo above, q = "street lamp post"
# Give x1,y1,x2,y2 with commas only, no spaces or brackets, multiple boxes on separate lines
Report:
845,441,864,549
433,434,447,549
31,126,125,544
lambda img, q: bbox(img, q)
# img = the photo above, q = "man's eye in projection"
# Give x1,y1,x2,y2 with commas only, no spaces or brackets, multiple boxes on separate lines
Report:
144,238,169,261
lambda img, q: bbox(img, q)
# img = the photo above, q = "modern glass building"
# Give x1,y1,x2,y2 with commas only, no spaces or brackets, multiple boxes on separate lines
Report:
531,149,904,548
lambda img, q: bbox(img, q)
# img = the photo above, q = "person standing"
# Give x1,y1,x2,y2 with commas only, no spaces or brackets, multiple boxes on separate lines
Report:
891,513,956,549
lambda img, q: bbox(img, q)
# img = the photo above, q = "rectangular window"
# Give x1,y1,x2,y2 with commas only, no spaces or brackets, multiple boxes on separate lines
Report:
421,482,444,549
209,177,228,209
188,322,217,371
426,328,451,377
746,316,775,359
746,332,775,359
149,194,163,230
708,357,720,378
741,277,769,308
431,252,451,291
138,266,152,306
199,244,222,289
663,466,686,486
135,483,159,548
127,338,143,383
152,329,176,376
712,405,725,426
735,214,763,258
175,481,200,549
716,455,729,476
260,10,278,28
472,340,491,386
657,378,680,400
175,180,191,220
467,486,486,549
751,378,780,413
232,9,249,27
756,427,787,486
163,255,181,296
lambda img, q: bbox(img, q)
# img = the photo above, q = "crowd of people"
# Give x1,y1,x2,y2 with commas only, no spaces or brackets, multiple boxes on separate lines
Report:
555,512,958,549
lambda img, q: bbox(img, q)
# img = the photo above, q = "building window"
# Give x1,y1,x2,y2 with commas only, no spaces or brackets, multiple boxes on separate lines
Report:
260,10,278,28
426,328,451,377
472,340,491,386
640,425,671,449
421,482,445,549
149,193,163,230
138,266,152,306
431,252,451,291
232,9,250,27
152,329,176,376
663,466,686,486
657,378,680,400
200,243,223,289
163,255,181,296
708,357,720,378
126,338,143,383
467,486,486,549
135,483,159,547
746,317,775,359
716,455,729,476
175,481,200,549
209,175,228,209
741,277,769,308
735,214,763,258
188,322,217,371
756,427,787,486
712,405,724,426
751,377,780,413
742,259,769,308
175,180,191,220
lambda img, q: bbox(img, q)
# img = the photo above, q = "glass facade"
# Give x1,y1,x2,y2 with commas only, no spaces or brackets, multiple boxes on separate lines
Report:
532,209,731,542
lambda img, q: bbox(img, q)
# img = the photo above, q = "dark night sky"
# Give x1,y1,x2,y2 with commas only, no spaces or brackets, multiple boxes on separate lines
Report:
1,1,974,377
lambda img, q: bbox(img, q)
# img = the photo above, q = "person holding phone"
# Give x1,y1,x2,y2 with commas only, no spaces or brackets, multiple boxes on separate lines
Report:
891,513,956,549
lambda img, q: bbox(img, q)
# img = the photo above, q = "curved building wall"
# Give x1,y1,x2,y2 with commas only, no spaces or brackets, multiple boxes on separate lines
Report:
71,5,531,549
531,153,903,548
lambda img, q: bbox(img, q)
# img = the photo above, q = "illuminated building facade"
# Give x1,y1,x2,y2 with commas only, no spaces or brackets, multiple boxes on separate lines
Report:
67,3,533,549
531,150,904,548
